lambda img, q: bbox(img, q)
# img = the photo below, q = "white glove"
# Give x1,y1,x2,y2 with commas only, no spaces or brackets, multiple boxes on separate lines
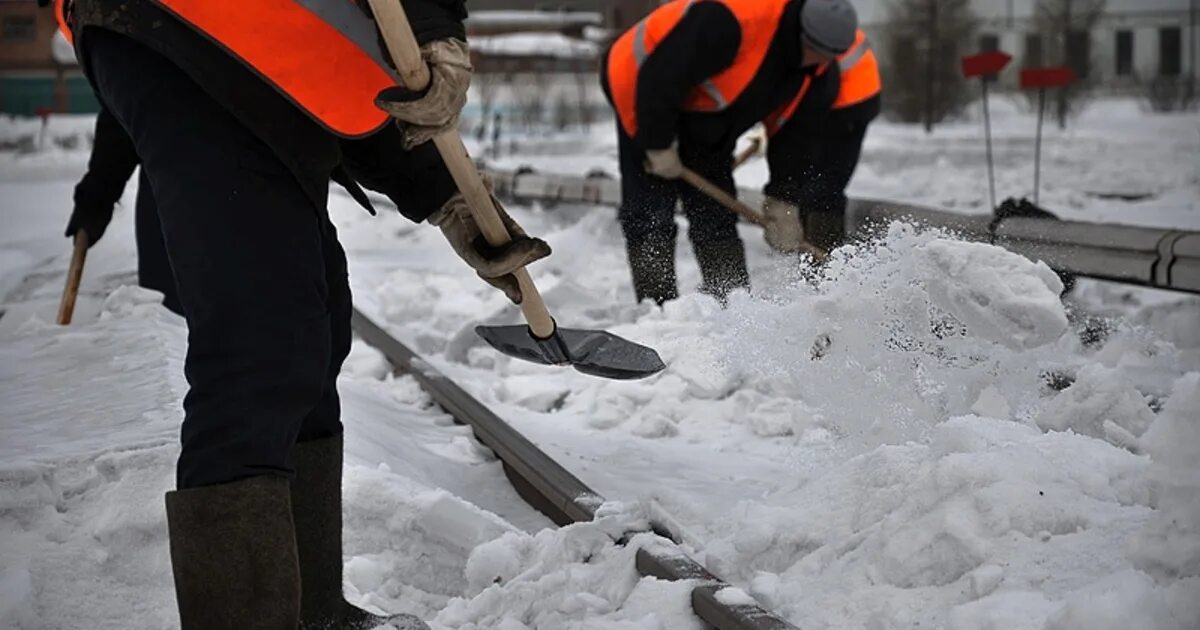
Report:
762,197,806,253
644,141,683,179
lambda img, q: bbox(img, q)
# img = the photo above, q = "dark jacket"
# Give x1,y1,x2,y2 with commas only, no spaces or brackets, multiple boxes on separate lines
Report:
764,86,879,205
602,0,829,156
74,103,140,226
69,0,466,221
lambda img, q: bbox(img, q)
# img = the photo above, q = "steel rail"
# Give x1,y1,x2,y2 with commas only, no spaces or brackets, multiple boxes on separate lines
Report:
472,167,1200,295
351,307,800,630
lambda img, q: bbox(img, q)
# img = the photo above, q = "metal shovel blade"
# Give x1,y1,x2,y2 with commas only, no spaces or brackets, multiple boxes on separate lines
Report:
475,325,666,380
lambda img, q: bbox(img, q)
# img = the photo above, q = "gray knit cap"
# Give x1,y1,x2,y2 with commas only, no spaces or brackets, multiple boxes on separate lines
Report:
800,0,858,56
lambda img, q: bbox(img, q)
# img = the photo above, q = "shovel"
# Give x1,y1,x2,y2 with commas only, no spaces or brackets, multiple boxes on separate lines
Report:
368,1,664,380
56,230,88,325
678,167,829,261
731,132,763,170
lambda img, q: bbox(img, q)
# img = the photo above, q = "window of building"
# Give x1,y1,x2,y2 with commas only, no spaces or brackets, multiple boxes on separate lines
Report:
1115,30,1133,76
2,15,36,42
1159,27,1182,77
1024,33,1043,67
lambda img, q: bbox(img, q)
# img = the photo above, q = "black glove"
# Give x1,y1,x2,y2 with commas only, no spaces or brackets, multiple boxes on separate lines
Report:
64,201,115,247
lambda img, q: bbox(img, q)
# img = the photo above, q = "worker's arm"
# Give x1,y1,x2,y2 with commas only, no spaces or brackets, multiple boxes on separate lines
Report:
340,0,469,220
763,64,840,204
66,104,140,247
400,0,467,44
635,2,741,151
337,123,458,222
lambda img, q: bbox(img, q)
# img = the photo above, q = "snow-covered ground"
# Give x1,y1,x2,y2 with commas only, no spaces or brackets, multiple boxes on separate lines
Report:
1,100,1198,630
471,97,1200,230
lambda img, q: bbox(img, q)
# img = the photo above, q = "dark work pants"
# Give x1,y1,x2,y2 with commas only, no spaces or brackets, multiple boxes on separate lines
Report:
133,170,184,317
85,30,351,489
795,120,869,251
616,123,747,303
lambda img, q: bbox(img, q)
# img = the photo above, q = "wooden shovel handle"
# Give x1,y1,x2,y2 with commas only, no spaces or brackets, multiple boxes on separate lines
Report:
368,0,554,338
57,230,88,325
678,167,829,261
731,134,762,170
679,167,767,226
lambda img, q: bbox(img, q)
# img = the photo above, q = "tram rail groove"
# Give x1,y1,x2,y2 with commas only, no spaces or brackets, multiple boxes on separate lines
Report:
351,307,801,630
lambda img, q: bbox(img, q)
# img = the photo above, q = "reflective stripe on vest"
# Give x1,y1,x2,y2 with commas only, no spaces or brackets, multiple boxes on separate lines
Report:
150,0,399,138
607,0,790,136
832,30,881,110
762,62,830,136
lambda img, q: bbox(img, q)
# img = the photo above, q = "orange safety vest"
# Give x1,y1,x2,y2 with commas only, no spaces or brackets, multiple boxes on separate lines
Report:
54,0,73,45
762,29,880,135
762,63,829,136
606,0,790,137
57,0,399,138
832,29,881,110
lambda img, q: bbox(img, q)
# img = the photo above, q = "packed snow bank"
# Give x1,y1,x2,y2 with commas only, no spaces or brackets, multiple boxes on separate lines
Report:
0,285,706,629
1035,364,1156,447
916,238,1066,349
697,414,1158,629
1131,373,1200,581
334,194,1199,629
435,504,704,630
712,224,1074,448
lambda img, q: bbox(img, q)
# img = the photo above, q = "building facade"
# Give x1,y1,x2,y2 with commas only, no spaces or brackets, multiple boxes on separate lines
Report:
466,0,660,33
1,0,96,115
854,0,1197,92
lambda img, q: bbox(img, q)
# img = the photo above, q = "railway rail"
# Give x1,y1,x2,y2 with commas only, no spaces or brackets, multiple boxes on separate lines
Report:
481,166,1200,295
351,307,800,630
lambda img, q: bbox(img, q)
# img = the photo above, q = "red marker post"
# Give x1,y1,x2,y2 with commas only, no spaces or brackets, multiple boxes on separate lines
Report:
1020,66,1076,204
962,51,1012,212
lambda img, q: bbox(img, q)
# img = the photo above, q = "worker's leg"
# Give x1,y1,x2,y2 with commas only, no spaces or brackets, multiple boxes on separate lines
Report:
133,169,184,316
85,28,338,629
616,124,680,305
675,146,748,301
803,121,869,251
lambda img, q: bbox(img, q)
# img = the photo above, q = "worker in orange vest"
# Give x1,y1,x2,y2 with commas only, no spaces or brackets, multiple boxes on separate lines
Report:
49,0,549,628
760,28,882,253
601,0,857,305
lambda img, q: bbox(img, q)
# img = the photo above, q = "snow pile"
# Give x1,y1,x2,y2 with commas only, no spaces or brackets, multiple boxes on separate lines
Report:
716,224,1073,447
1046,373,1200,630
1130,373,1200,581
698,415,1157,629
1035,364,1155,448
436,503,702,630
0,304,187,629
0,292,701,630
916,238,1066,349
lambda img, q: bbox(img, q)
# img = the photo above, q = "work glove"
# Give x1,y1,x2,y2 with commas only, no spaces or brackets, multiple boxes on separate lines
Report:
376,38,472,150
429,178,551,303
761,196,806,253
644,141,683,179
64,201,115,248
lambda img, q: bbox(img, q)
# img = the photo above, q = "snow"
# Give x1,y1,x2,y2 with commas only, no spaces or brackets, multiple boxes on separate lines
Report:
475,97,1200,230
465,11,603,27
3,100,1200,629
470,33,598,60
1035,364,1157,446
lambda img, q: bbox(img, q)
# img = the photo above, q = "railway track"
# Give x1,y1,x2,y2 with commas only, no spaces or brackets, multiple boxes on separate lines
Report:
351,307,799,630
